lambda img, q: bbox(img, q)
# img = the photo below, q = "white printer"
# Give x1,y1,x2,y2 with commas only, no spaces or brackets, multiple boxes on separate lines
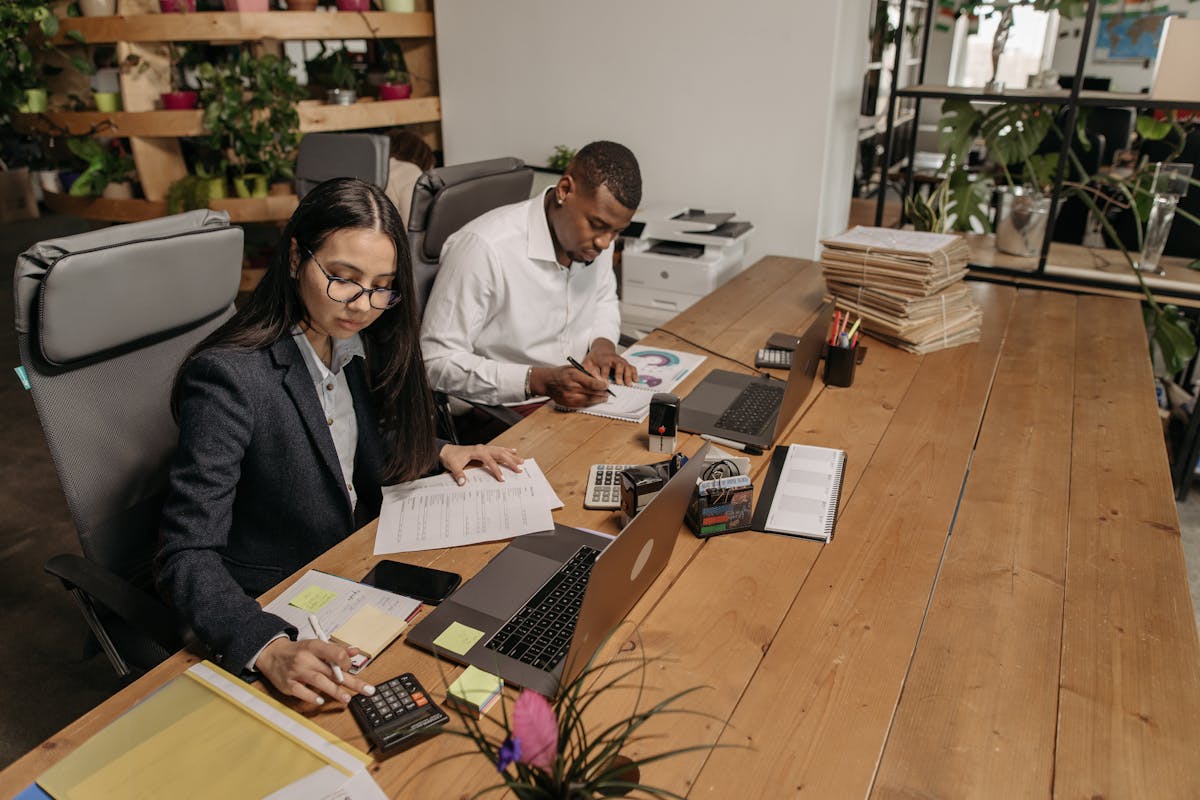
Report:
619,206,754,340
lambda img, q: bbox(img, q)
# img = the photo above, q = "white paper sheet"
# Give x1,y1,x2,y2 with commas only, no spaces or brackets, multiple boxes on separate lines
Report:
373,458,558,554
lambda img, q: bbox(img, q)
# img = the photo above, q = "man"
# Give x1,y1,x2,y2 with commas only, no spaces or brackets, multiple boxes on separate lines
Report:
420,140,641,420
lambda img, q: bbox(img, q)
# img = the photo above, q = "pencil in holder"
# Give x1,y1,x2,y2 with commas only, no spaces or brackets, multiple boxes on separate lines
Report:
823,343,858,388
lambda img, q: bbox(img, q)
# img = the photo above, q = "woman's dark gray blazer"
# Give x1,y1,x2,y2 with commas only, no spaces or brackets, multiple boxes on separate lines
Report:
155,336,441,674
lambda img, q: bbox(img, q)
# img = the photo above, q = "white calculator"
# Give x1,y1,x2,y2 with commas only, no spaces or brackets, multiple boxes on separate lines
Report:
584,464,634,510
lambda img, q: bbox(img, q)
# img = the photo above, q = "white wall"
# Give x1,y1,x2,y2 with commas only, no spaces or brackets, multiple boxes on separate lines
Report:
433,1,869,263
1051,0,1199,93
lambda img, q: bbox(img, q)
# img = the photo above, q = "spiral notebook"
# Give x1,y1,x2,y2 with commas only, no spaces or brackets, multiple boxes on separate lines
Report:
751,444,846,542
554,347,706,422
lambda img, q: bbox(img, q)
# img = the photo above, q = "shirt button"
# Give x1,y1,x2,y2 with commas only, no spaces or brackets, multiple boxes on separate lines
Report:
326,417,334,426
326,382,335,391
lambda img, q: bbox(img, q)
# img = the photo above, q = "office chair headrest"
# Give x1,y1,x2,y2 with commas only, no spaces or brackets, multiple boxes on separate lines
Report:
15,210,243,367
408,157,532,261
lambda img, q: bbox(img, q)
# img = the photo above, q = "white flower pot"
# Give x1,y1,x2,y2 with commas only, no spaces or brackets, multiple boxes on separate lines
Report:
79,0,118,16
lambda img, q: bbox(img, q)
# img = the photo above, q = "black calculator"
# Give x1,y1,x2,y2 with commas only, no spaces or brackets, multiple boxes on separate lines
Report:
755,348,793,369
349,672,449,754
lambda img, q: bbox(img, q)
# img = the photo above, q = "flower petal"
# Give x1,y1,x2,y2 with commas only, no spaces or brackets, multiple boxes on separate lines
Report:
511,690,558,770
497,735,522,772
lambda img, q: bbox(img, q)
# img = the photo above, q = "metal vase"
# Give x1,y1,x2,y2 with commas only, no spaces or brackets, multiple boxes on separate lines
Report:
994,185,1050,258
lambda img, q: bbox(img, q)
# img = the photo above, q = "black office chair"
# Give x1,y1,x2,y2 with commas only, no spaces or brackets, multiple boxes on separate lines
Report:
295,132,390,199
406,157,535,441
14,210,243,680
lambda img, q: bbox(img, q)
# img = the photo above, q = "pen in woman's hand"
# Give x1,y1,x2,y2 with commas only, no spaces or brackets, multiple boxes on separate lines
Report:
307,614,345,683
567,356,616,396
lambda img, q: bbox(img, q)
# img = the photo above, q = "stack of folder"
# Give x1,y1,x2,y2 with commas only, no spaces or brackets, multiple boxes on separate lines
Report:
820,227,981,355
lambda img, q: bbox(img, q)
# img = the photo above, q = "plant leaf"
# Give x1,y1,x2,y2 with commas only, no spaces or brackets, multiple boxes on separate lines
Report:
944,167,992,233
980,103,1052,167
937,99,982,166
512,690,557,771
1137,114,1174,141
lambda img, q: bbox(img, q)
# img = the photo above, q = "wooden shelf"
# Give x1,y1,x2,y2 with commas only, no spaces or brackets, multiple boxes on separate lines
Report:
44,190,300,223
897,83,1200,110
15,96,441,137
53,11,434,43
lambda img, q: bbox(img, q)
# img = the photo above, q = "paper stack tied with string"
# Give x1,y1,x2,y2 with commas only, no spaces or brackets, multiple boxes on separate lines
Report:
819,226,981,355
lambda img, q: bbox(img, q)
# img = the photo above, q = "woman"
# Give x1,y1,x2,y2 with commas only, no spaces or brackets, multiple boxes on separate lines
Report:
156,177,522,705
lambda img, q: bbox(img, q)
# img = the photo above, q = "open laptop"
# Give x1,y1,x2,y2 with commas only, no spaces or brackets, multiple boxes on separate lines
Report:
407,442,712,696
678,303,833,450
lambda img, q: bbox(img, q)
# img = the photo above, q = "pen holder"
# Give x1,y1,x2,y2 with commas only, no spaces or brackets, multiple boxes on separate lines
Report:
823,343,860,388
686,474,753,538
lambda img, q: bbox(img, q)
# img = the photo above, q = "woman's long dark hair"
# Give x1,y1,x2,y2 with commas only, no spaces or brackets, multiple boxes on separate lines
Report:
175,177,438,482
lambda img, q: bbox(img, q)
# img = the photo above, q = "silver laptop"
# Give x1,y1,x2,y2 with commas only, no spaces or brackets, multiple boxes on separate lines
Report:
407,443,712,696
678,304,833,450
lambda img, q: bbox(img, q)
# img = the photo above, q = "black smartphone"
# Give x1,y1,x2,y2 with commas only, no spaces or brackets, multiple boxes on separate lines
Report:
362,561,461,605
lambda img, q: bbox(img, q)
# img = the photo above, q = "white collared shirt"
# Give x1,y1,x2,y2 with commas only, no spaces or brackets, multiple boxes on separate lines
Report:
290,329,364,511
419,192,622,405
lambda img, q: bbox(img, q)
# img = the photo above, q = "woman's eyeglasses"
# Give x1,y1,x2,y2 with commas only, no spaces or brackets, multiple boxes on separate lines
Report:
305,249,402,310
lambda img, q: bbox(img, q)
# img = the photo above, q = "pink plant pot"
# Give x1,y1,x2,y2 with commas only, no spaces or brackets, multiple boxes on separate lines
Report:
336,0,371,9
224,0,270,9
378,83,412,101
158,0,196,11
161,91,199,110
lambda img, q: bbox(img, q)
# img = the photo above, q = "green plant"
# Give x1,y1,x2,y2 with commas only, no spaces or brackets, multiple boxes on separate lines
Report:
428,646,730,800
377,40,409,85
305,43,359,91
66,136,133,196
0,0,89,122
548,145,576,173
197,49,306,182
951,0,1088,20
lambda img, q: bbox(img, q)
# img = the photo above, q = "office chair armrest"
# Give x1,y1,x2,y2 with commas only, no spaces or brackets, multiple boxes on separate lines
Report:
45,553,183,654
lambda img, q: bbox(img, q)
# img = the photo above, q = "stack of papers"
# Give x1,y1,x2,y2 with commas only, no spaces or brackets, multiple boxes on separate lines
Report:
445,665,503,718
820,227,982,355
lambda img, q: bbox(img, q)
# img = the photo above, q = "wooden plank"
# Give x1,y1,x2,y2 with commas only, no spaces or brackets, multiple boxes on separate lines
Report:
54,11,435,44
1054,295,1200,798
14,98,441,139
871,290,1076,799
687,284,1017,799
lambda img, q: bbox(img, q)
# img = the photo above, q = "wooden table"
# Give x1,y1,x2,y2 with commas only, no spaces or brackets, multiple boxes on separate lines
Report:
3,257,1199,798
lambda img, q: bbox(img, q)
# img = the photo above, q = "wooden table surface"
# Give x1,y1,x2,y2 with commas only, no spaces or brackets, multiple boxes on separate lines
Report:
3,257,1199,799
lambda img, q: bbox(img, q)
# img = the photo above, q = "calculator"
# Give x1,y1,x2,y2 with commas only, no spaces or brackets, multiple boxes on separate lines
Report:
584,463,634,510
755,348,793,369
349,672,449,754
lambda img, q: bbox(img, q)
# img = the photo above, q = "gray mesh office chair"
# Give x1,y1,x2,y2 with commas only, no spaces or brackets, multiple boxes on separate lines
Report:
405,157,535,441
295,132,390,199
14,210,243,679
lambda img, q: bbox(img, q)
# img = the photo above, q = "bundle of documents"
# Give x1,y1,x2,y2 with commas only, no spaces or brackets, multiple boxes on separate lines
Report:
820,226,981,355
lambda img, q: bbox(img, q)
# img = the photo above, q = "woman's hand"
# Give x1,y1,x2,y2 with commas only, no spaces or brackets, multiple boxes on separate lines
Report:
439,444,524,485
255,637,375,705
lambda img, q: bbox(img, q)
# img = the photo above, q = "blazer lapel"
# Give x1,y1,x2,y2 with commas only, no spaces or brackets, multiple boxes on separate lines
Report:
271,337,351,511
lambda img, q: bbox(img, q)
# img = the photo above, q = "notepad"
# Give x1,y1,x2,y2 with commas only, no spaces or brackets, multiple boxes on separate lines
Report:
553,347,706,422
751,444,847,542
332,604,409,660
446,666,503,718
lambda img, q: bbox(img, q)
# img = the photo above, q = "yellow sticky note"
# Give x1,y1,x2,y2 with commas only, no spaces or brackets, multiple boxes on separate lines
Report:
331,605,407,659
289,585,336,612
448,665,503,707
432,621,485,655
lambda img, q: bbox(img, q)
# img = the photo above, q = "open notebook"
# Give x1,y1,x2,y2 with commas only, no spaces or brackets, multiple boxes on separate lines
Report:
555,346,706,422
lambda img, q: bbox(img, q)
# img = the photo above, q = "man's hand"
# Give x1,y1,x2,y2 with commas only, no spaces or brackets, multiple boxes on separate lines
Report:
255,637,375,706
439,443,524,485
583,338,637,387
530,364,610,408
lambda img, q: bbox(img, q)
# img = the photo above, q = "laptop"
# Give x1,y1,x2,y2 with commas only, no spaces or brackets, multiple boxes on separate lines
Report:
407,442,712,696
678,303,833,450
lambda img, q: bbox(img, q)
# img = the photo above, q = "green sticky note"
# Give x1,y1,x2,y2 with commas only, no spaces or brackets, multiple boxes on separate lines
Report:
448,666,503,707
289,585,336,612
433,621,485,656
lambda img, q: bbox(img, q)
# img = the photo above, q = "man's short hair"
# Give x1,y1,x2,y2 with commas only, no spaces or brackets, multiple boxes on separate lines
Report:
569,141,642,210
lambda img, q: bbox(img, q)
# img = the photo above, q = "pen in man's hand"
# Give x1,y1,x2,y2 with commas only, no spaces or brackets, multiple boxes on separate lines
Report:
307,614,344,683
567,356,616,396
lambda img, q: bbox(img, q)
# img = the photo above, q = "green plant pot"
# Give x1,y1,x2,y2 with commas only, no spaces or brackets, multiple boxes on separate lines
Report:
207,177,228,200
94,92,122,112
18,89,48,114
232,173,269,198
379,0,414,10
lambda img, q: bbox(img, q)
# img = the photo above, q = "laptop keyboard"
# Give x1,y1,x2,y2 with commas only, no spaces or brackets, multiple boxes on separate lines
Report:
714,380,785,435
484,545,601,672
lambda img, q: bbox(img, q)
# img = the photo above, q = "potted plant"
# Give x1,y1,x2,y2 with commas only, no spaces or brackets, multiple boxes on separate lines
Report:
197,49,305,198
66,136,135,198
306,44,360,104
159,0,196,12
336,0,370,10
2,1,87,120
160,43,200,109
376,42,411,100
78,0,118,17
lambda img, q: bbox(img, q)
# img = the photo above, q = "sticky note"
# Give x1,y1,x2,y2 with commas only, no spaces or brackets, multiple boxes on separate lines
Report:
432,621,485,655
448,666,503,708
331,605,406,659
289,585,336,612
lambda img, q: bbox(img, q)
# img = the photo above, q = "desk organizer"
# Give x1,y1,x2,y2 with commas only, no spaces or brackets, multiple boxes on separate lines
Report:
823,343,866,388
686,474,754,538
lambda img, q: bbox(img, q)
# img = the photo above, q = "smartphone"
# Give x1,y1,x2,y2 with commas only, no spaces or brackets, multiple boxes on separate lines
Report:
362,561,461,605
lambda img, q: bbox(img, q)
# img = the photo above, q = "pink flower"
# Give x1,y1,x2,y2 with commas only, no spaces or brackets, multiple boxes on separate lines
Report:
511,690,558,771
